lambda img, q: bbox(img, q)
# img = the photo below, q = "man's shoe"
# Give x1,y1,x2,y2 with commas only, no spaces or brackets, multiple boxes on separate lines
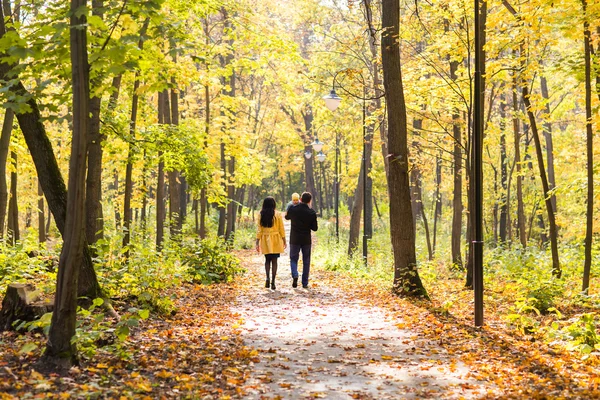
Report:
292,278,298,288
302,285,308,289
265,279,270,288
271,281,276,290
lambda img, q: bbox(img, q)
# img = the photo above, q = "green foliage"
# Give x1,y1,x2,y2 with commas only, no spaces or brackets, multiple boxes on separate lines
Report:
0,240,57,295
550,313,600,356
94,233,187,315
183,237,244,284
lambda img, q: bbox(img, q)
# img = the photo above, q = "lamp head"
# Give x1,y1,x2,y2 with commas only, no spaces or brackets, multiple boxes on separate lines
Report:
311,138,324,153
316,151,326,163
323,89,342,112
304,151,312,159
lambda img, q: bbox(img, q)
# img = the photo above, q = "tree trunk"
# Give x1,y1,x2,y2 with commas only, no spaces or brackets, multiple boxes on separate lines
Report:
38,181,45,243
539,75,557,213
0,109,14,240
432,153,442,256
499,93,508,243
156,92,166,251
45,0,89,368
169,79,182,238
522,81,561,277
7,151,18,245
382,0,427,297
410,165,432,260
582,0,593,292
85,0,113,247
347,161,365,256
513,72,527,248
122,75,141,256
217,141,226,237
448,21,463,269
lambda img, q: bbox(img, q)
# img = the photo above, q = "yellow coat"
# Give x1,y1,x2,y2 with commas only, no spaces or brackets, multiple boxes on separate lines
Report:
256,212,285,254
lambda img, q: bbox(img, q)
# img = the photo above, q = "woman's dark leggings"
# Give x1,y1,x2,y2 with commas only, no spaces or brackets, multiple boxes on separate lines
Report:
265,258,278,282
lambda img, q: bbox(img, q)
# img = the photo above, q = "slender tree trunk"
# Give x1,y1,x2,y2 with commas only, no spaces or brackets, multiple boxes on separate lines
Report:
582,0,594,292
0,109,14,239
7,151,18,245
38,181,45,243
347,162,365,256
382,0,426,297
122,76,141,256
113,170,120,229
540,75,557,213
45,0,89,368
432,153,442,256
522,80,561,277
217,141,226,237
513,72,526,247
156,91,166,251
449,54,463,268
169,75,182,238
499,93,508,243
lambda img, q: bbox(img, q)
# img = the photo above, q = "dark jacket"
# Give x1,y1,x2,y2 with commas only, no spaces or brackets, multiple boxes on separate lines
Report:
285,202,318,245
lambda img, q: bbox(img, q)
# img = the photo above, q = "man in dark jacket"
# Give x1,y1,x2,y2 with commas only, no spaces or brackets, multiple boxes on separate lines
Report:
285,192,318,288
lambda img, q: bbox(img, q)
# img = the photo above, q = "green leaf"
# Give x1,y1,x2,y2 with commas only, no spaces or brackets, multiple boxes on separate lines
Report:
19,342,38,354
138,309,150,320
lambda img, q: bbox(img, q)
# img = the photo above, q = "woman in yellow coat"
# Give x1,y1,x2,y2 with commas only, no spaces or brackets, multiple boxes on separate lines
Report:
255,197,286,290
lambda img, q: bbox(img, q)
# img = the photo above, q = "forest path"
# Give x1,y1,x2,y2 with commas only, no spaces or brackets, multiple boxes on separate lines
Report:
233,223,490,399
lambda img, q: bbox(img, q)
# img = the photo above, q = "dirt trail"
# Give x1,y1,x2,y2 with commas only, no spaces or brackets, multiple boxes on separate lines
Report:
234,223,490,399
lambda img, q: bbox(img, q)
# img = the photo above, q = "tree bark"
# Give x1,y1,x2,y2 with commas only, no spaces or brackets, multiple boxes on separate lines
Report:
169,76,182,238
38,181,45,243
156,92,166,251
582,0,593,292
382,0,427,297
0,109,14,240
432,153,442,256
7,151,18,245
499,94,508,243
539,75,556,213
45,0,89,368
513,72,527,247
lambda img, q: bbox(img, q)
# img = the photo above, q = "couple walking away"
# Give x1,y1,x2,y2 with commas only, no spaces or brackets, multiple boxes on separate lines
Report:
255,192,318,290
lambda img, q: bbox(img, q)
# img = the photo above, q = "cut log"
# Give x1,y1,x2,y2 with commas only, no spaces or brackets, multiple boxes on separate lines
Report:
0,283,53,331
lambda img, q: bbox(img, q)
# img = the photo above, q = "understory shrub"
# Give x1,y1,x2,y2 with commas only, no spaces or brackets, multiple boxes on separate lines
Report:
183,237,244,284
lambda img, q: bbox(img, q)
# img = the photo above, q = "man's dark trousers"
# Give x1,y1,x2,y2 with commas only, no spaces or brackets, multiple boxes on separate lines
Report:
289,243,311,287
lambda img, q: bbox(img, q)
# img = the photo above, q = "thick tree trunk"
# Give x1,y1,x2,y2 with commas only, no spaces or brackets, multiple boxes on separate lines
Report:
382,0,426,297
45,0,89,368
0,109,14,239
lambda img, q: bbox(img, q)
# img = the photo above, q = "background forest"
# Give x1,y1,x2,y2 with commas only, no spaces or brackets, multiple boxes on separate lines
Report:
0,0,600,380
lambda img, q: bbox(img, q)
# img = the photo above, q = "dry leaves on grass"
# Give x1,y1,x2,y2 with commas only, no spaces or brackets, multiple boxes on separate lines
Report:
0,282,256,399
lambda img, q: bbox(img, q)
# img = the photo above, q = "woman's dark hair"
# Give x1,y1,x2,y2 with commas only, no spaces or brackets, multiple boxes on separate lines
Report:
260,197,276,227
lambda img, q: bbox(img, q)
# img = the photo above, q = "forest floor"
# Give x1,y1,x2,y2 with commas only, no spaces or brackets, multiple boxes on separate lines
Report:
2,235,600,398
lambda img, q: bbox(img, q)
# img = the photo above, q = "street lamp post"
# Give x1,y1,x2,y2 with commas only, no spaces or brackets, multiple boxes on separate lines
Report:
473,0,484,327
323,71,372,265
335,130,340,242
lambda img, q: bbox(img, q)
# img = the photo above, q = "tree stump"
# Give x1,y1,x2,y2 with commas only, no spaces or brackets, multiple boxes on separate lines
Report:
0,283,54,331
